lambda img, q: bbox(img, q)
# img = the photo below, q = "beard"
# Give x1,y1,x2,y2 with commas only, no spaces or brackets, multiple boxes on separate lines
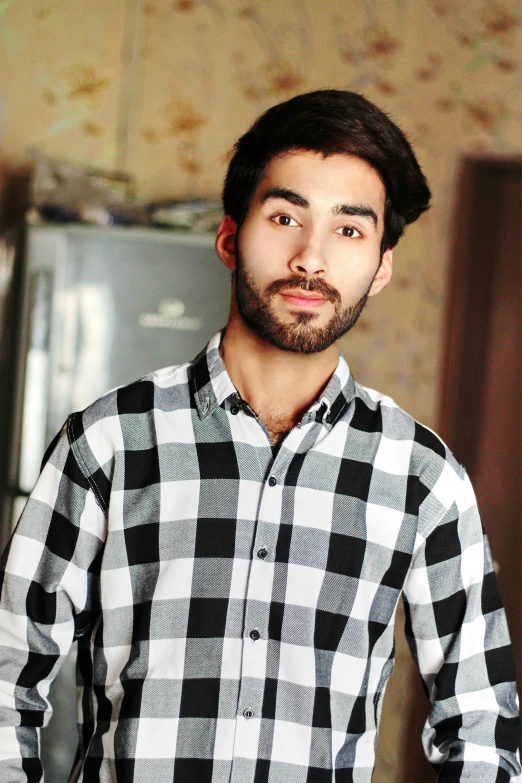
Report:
234,253,370,354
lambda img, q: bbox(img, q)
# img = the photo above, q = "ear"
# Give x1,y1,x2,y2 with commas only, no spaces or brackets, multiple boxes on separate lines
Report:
215,215,238,272
368,248,393,297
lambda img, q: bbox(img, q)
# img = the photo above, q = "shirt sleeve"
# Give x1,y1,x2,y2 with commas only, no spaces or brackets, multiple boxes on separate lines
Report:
402,466,521,782
0,422,107,783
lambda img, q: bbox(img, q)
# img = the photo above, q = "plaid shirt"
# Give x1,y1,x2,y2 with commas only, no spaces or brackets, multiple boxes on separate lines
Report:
0,331,519,783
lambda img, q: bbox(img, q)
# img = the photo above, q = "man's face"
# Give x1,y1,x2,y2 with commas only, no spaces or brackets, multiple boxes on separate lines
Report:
217,151,392,353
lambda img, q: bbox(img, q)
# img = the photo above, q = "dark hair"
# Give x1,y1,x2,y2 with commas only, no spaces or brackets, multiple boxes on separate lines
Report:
222,89,431,252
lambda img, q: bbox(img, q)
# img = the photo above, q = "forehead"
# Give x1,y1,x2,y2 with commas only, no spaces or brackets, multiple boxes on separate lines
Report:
255,151,386,210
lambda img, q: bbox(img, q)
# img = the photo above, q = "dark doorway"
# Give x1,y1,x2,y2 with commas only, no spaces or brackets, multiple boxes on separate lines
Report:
400,157,521,783
439,157,521,693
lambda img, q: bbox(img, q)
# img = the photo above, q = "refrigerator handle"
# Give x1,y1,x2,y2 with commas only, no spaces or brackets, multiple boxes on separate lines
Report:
18,269,53,494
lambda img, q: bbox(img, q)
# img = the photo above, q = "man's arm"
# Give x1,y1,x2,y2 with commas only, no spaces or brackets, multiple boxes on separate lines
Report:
0,424,106,783
403,466,521,782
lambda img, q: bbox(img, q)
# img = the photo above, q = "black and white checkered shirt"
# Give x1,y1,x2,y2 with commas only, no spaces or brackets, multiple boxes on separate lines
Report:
0,331,520,783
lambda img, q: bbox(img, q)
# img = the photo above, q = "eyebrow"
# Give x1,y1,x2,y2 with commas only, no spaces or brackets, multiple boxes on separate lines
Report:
333,203,378,228
261,187,379,228
262,187,309,209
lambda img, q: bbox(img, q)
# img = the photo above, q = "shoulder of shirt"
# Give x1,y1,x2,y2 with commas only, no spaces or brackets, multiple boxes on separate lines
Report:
352,380,468,485
352,383,478,524
65,361,193,477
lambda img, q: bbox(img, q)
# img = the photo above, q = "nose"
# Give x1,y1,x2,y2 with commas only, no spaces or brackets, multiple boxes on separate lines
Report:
288,231,328,276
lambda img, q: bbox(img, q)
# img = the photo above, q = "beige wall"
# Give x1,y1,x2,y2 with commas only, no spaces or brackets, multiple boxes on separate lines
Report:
0,1,520,780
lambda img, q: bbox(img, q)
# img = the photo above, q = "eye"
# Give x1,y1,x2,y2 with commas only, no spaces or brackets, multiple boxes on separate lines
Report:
337,225,362,238
272,214,299,227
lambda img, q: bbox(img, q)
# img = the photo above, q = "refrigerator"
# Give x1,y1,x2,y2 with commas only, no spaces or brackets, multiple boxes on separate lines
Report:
0,223,232,781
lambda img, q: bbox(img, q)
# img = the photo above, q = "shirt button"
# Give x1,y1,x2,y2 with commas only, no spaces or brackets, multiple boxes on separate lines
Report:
243,708,254,719
249,628,260,641
257,547,268,560
230,405,239,415
268,476,277,487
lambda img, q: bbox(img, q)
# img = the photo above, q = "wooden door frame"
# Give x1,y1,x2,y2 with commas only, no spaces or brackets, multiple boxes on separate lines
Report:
437,155,521,692
438,156,521,468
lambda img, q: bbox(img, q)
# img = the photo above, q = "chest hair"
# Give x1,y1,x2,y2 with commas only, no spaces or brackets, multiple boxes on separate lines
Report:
261,412,296,447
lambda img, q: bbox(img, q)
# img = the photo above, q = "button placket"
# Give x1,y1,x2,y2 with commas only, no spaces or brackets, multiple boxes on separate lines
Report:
238,528,272,740
233,440,290,772
230,703,262,782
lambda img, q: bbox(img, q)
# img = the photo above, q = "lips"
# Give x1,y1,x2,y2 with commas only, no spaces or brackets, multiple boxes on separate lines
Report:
280,290,328,309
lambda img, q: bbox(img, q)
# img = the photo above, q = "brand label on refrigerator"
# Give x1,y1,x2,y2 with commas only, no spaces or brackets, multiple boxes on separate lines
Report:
139,298,202,331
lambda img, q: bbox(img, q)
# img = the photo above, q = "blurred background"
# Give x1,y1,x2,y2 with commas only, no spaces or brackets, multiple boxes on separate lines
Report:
0,1,520,781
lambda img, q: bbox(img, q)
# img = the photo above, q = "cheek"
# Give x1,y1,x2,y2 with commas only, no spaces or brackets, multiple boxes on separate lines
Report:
335,259,380,302
238,224,291,278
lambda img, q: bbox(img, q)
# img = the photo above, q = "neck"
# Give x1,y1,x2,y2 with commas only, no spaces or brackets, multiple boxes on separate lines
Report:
220,312,339,430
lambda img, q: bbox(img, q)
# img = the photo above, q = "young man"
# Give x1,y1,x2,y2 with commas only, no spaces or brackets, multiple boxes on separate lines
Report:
0,91,519,782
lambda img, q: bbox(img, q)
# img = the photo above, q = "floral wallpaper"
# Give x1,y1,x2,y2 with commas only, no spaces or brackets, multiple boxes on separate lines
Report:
0,2,520,780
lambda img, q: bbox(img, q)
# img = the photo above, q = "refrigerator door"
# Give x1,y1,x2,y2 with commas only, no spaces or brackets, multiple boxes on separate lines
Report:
44,225,230,441
12,225,230,495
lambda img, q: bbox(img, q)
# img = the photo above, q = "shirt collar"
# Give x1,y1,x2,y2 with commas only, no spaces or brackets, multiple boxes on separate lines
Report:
191,331,236,419
314,351,356,428
190,330,356,425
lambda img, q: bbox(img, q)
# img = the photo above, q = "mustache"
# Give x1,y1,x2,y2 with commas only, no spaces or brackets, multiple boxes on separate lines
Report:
265,274,341,304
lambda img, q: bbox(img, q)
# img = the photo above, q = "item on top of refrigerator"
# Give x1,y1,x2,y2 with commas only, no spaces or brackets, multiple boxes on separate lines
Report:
148,199,223,233
28,152,147,226
77,202,148,226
